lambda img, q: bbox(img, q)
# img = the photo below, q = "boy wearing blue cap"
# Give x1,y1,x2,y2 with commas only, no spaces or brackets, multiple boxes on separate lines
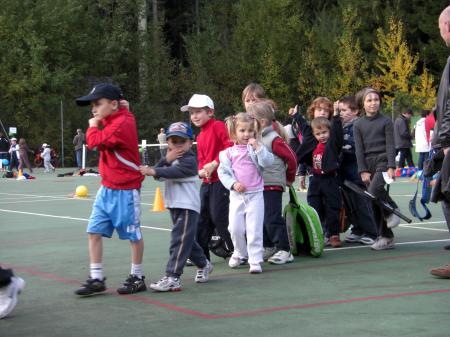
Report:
140,122,212,292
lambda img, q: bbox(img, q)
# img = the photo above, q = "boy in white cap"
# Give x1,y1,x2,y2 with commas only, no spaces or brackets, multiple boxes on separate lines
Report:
181,94,234,261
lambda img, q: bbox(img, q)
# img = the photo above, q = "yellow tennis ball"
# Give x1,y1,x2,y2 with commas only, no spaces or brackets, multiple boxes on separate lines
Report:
75,185,88,198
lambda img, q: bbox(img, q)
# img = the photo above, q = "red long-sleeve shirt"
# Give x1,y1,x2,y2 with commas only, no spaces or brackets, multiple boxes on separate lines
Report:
86,107,144,190
196,118,232,183
272,137,297,184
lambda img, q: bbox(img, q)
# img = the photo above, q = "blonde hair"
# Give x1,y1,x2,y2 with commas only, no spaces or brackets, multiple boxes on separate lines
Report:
242,83,266,108
311,117,331,131
225,112,261,142
307,97,333,120
248,101,289,143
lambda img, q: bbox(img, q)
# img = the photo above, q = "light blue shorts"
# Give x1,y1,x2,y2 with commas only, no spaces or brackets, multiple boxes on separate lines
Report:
87,186,142,242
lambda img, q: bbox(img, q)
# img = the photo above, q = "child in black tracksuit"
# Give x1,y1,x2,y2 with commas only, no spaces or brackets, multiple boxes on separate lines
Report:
337,96,378,244
353,87,399,251
295,111,343,248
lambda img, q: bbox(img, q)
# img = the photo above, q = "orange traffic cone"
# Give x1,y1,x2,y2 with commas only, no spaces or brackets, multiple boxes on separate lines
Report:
152,187,166,212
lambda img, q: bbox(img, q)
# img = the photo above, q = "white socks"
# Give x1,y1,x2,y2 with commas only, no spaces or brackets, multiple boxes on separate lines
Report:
90,263,103,280
131,264,143,279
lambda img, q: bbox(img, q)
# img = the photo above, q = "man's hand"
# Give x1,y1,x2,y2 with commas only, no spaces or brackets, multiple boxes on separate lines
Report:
139,166,155,176
233,182,246,193
119,99,129,110
361,172,371,185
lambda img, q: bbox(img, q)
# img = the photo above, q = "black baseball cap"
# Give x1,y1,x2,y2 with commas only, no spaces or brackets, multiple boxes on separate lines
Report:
76,83,123,106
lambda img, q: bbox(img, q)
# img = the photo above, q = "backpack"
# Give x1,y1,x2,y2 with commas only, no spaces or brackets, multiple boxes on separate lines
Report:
209,230,233,259
284,186,324,257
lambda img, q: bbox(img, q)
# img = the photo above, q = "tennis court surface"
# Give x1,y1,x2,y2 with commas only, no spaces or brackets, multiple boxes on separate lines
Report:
1,170,449,337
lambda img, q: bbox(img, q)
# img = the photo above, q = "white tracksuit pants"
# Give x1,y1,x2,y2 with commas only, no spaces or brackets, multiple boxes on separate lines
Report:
228,190,264,265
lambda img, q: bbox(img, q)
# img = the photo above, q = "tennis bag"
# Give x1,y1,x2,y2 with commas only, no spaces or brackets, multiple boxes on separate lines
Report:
284,186,324,257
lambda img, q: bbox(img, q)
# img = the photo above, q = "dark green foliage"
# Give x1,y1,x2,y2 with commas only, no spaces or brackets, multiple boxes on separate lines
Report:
0,0,446,158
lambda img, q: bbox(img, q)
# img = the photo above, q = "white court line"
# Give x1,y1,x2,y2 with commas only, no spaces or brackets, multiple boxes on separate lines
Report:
324,238,450,251
0,198,153,206
402,220,446,226
0,208,169,231
398,225,448,232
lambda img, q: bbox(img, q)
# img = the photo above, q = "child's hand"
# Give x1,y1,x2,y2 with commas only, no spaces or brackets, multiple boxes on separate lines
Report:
361,172,371,185
139,165,155,176
198,169,208,178
233,182,246,193
203,161,218,174
288,105,298,116
248,138,261,151
88,117,100,128
165,148,184,163
119,99,129,110
386,168,395,180
299,176,306,190
333,101,340,116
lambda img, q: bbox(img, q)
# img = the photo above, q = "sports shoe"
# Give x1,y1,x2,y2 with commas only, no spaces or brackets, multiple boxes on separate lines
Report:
371,237,395,250
263,247,277,261
324,237,331,247
0,277,25,319
249,263,262,274
330,235,342,248
228,256,247,268
268,250,294,265
74,277,106,296
116,275,147,295
195,260,213,283
150,276,182,292
386,212,401,228
359,236,376,245
430,264,450,279
185,258,194,266
345,233,363,243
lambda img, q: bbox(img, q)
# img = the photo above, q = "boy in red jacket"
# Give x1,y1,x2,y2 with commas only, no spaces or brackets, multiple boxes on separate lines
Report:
74,83,146,296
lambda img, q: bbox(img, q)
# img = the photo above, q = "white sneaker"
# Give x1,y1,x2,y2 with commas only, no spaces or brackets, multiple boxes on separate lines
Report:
249,263,262,274
345,233,363,243
195,260,213,283
0,277,26,319
386,212,401,228
185,259,194,267
359,236,376,245
228,256,246,268
263,247,277,261
268,250,294,265
371,237,395,250
150,276,181,292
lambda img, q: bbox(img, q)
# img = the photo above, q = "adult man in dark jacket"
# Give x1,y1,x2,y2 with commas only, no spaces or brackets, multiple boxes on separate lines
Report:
430,6,450,278
394,109,414,168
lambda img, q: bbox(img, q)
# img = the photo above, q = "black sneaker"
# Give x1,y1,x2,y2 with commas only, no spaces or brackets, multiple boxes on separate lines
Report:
117,275,147,295
74,277,106,296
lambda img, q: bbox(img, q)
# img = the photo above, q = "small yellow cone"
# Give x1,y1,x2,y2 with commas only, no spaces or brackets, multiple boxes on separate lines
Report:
152,187,166,212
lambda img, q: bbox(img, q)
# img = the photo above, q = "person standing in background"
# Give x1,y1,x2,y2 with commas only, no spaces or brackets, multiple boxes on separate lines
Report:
73,128,85,169
157,128,168,158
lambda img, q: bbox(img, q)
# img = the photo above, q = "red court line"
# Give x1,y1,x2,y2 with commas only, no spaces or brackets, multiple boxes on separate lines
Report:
214,251,434,278
4,261,450,319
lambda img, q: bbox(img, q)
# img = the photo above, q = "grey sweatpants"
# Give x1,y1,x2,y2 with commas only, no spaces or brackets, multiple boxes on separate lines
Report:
166,208,208,278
